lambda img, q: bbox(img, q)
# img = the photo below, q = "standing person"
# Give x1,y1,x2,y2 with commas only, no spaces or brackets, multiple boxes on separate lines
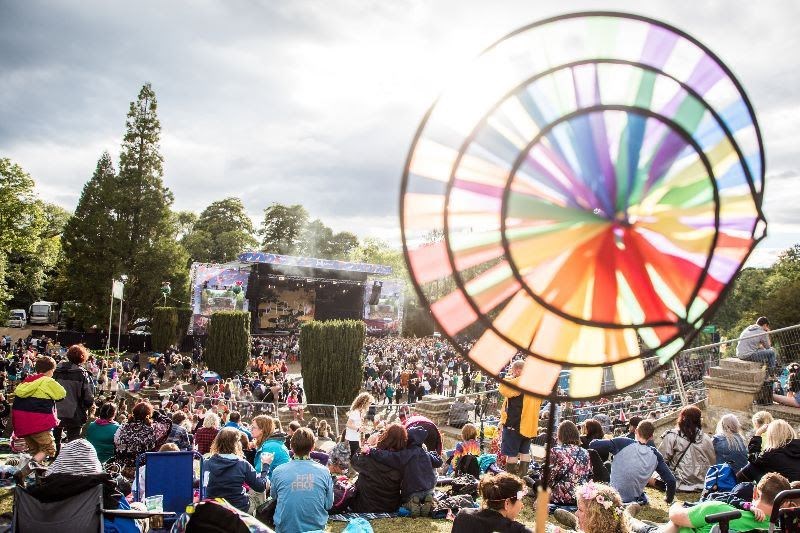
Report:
499,360,543,476
53,344,95,454
11,356,66,465
270,428,334,533
736,316,777,374
658,406,716,492
345,392,374,456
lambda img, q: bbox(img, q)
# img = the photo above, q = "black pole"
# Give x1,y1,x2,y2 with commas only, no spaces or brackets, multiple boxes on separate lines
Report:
540,394,558,489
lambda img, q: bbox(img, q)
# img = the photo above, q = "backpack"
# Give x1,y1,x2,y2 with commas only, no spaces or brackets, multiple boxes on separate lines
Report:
178,498,273,532
455,454,481,479
704,463,737,493
331,475,356,513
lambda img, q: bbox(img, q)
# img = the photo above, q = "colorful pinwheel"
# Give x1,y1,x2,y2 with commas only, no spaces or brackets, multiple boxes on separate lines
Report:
401,12,765,400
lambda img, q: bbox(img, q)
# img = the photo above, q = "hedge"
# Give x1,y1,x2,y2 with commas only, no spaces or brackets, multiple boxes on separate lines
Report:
300,320,365,405
176,307,193,347
205,311,251,377
152,307,178,352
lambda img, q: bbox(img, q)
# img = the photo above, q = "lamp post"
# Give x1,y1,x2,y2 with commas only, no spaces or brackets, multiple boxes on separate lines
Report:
161,281,171,306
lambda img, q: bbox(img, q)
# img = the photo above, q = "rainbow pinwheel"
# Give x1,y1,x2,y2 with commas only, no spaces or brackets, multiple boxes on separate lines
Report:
400,12,766,400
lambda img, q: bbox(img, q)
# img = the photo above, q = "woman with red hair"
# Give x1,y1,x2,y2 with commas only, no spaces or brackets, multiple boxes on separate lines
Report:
657,405,716,491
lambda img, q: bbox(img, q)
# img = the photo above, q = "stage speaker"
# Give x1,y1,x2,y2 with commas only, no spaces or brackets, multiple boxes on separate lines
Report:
369,281,382,305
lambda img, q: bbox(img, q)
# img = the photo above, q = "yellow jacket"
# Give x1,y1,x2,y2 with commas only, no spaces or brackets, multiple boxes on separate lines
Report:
499,377,542,438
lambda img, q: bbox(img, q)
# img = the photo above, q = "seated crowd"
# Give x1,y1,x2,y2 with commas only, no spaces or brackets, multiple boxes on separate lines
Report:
4,329,800,533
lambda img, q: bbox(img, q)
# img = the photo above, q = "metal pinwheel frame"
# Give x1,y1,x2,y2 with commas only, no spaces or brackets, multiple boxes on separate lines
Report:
400,12,766,400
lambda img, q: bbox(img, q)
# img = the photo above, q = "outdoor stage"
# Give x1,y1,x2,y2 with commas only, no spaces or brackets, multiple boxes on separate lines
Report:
187,252,404,336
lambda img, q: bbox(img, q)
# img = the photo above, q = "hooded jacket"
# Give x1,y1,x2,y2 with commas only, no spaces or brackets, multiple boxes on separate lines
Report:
53,361,94,427
658,429,716,491
204,454,267,512
11,373,66,436
350,452,403,512
254,432,291,477
369,426,442,499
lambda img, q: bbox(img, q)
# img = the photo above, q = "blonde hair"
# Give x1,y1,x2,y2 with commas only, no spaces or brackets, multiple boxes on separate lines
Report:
203,412,221,429
350,392,374,413
461,423,478,441
752,411,774,431
763,419,796,452
252,415,275,448
715,414,745,451
210,427,244,457
577,483,631,533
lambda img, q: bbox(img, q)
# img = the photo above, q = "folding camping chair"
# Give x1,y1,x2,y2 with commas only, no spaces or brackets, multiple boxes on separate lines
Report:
12,484,170,533
134,451,203,530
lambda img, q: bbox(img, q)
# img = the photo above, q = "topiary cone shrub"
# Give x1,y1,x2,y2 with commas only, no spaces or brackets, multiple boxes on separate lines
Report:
205,311,251,377
152,306,178,352
300,319,365,406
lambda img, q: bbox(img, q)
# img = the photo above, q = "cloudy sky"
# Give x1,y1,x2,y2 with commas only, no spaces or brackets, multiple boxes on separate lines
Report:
2,1,799,266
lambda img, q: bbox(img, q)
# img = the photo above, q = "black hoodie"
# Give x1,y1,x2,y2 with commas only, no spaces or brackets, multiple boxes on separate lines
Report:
369,426,443,499
739,438,800,482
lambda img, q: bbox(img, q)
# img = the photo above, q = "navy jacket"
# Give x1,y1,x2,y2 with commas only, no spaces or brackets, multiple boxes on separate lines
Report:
369,426,443,499
205,454,267,512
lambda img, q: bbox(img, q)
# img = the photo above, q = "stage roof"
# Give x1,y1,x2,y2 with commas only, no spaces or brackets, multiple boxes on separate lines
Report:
237,251,392,276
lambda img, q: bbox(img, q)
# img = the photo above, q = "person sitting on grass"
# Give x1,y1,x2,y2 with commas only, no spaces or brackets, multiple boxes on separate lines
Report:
451,472,531,533
204,427,268,513
350,424,404,513
589,420,676,505
271,428,334,533
737,418,800,483
450,423,481,476
362,425,442,517
627,472,791,533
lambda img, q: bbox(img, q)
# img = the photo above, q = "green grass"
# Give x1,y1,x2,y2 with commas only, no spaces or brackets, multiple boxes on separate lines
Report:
0,485,700,531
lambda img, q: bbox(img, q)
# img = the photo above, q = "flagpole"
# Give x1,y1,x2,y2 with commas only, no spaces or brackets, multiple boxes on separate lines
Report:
116,293,123,354
106,280,114,356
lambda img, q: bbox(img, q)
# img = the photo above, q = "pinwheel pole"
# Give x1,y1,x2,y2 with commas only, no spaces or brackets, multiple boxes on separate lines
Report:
536,397,558,533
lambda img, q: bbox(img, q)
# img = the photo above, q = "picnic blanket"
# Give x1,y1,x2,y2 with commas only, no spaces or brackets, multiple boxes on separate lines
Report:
328,512,399,522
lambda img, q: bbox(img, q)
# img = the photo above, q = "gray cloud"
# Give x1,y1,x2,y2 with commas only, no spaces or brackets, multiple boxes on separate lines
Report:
2,0,799,261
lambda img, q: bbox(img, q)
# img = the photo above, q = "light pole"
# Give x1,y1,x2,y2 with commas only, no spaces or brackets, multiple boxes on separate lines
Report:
161,281,172,306
116,275,128,354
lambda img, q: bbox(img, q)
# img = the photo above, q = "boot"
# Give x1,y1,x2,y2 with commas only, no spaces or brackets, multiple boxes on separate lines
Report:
518,461,530,477
505,461,518,475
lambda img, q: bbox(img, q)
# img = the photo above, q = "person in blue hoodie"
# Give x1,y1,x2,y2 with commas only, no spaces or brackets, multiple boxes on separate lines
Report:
204,427,268,512
363,425,443,517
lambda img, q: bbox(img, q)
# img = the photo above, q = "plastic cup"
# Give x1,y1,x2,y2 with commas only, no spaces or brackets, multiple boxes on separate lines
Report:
261,452,274,467
145,494,164,512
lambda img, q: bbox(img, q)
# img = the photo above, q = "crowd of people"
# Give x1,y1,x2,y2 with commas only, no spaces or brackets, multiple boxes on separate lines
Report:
0,313,798,532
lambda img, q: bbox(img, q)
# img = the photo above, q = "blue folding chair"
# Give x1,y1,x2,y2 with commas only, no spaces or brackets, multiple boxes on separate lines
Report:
135,451,203,530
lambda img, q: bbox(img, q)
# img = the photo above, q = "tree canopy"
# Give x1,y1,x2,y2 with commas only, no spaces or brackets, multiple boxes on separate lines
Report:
181,197,257,263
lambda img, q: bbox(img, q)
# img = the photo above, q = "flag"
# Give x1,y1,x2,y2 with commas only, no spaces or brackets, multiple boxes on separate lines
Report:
112,280,124,300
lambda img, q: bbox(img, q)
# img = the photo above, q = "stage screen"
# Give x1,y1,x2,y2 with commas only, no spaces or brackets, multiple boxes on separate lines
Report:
258,288,316,331
188,263,250,335
363,278,404,335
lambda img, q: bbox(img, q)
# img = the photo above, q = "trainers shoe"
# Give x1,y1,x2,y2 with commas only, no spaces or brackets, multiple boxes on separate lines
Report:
553,508,577,530
419,493,434,517
626,502,642,518
407,495,421,518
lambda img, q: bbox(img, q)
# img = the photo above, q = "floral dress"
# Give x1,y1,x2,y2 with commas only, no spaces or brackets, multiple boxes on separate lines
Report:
548,444,592,505
113,413,172,478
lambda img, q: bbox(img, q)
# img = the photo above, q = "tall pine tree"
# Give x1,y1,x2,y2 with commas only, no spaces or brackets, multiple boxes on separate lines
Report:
62,152,122,326
115,83,188,321
62,84,188,329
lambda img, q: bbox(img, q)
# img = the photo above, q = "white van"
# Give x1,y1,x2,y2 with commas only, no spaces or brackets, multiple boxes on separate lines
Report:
8,309,26,328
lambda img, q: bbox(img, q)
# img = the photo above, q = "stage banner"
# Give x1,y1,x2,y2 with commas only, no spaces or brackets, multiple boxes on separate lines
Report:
238,251,392,275
188,263,251,335
363,278,405,335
